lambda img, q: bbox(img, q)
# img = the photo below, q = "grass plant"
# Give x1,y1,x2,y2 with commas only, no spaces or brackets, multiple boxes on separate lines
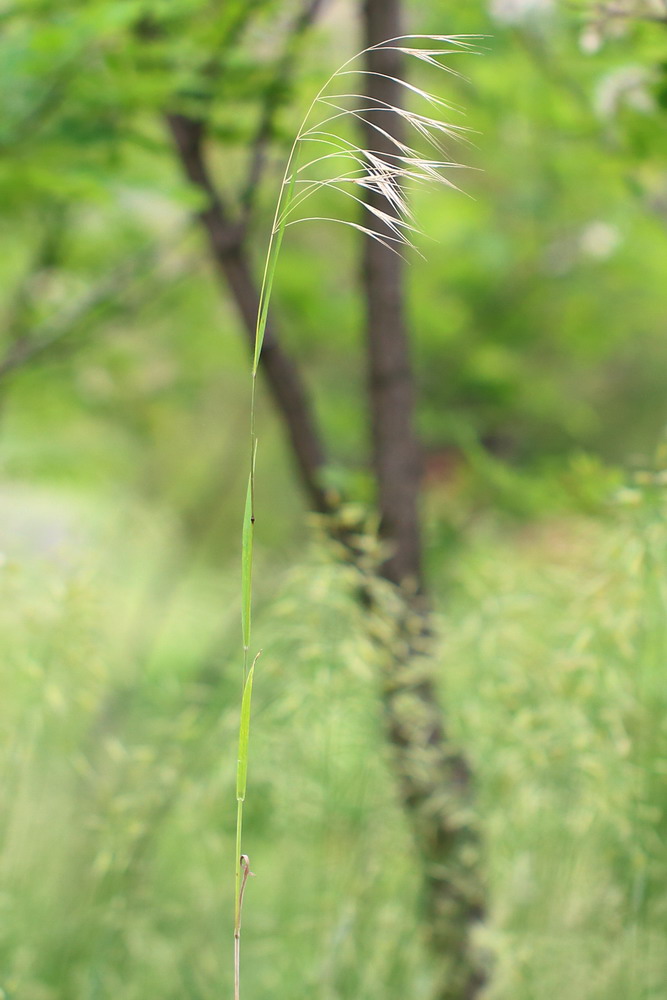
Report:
233,33,476,998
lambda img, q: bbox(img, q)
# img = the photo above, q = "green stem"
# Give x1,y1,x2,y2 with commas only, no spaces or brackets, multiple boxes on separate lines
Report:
233,799,243,1000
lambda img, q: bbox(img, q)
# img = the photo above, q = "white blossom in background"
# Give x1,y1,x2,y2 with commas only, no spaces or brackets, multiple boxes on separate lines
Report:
580,1,667,52
633,0,667,15
594,66,656,118
488,0,554,24
579,221,622,260
541,221,623,274
580,25,604,54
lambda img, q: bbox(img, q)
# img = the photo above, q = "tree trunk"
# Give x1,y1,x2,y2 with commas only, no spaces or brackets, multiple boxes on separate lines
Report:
361,0,422,588
360,3,487,998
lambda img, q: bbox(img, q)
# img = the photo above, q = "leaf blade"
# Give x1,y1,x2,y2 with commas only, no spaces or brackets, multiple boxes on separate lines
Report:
236,659,256,803
241,471,254,652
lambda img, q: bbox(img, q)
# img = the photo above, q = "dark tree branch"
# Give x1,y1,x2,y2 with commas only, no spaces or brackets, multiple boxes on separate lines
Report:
166,111,332,515
240,0,329,223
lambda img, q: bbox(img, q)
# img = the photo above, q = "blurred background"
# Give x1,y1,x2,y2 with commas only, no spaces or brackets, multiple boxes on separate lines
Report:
1,1,667,998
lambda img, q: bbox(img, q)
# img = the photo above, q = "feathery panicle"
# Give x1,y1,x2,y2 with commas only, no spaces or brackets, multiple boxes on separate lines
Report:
269,34,479,260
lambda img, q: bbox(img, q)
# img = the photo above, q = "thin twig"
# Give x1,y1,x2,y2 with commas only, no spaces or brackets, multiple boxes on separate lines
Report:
0,236,193,381
239,0,329,223
576,0,667,23
2,207,67,351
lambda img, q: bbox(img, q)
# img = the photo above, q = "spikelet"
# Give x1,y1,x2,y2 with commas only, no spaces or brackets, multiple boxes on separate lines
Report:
273,34,479,256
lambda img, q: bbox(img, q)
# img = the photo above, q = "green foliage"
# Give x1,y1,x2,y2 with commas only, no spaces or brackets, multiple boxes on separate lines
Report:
1,474,665,998
2,0,667,490
0,1,663,551
0,506,240,999
441,472,667,999
1,2,667,998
